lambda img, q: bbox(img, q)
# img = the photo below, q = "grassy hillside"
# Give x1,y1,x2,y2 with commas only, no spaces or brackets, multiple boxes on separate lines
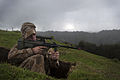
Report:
0,63,56,80
0,30,21,48
59,48,120,80
0,30,120,80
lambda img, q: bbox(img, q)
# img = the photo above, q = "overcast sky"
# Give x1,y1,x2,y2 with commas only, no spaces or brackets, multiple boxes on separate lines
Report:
0,0,120,32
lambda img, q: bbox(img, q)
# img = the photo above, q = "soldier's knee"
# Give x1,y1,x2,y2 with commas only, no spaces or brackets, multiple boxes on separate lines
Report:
26,54,44,63
35,54,44,64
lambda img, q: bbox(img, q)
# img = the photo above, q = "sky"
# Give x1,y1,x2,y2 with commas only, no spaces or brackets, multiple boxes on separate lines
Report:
0,0,120,32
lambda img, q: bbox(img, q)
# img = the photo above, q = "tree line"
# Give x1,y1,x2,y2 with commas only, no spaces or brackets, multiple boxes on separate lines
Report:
78,41,120,60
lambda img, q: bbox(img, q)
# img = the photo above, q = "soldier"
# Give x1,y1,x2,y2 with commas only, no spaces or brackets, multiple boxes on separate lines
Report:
8,22,59,74
8,22,75,78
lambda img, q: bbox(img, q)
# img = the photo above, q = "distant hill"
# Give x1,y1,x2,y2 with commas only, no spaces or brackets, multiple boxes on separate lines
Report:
37,30,120,45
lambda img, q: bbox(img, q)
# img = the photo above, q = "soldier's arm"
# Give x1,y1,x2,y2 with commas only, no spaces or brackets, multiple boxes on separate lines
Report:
8,44,34,60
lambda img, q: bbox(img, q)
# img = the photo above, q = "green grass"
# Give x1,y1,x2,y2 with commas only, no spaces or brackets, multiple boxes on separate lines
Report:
0,30,21,48
0,63,56,80
59,49,120,80
0,30,120,80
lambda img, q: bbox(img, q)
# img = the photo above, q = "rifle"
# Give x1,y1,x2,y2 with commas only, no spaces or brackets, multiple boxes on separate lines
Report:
17,38,79,51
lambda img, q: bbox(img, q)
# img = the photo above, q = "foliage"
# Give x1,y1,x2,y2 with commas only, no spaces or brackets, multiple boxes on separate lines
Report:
78,41,120,60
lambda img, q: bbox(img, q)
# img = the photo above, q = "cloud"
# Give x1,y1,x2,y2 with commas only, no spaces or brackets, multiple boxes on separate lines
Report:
0,0,120,32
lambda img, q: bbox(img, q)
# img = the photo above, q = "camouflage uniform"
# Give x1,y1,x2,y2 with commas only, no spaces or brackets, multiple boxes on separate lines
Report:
8,22,75,77
8,22,47,74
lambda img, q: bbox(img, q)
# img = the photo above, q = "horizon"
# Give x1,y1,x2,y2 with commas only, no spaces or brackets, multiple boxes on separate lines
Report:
1,28,120,33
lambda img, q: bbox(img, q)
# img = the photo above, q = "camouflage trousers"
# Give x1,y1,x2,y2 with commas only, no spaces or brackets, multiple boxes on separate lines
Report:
18,54,58,75
16,54,75,78
19,54,46,74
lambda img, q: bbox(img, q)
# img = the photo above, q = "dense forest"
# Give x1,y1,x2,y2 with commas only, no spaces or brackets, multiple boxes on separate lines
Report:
78,41,120,60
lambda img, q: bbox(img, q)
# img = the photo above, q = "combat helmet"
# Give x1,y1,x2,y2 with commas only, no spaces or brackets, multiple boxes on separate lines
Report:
21,22,36,39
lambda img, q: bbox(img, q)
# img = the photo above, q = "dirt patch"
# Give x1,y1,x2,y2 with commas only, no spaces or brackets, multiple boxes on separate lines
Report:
0,47,9,63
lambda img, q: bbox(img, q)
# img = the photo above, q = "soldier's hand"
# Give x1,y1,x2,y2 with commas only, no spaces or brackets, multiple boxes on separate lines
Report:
32,46,47,54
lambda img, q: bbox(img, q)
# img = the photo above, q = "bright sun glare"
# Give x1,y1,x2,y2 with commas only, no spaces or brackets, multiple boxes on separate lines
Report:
64,24,75,31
